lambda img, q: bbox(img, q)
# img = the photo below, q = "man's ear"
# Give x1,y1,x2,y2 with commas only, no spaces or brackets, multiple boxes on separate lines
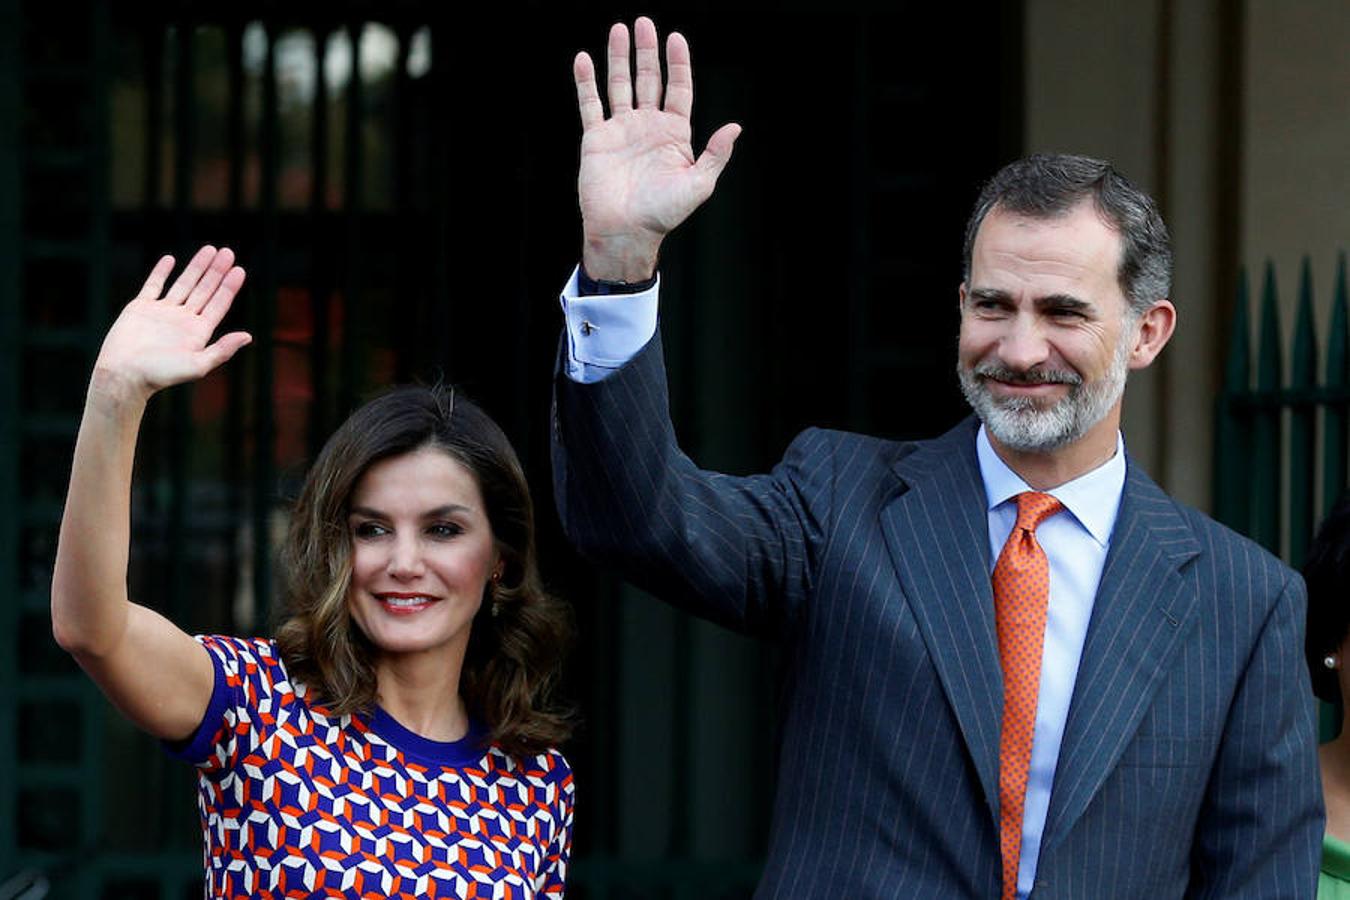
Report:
1127,299,1177,370
958,281,968,311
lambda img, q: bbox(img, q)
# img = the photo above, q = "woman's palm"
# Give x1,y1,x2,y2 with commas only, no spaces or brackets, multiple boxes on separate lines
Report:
96,246,251,396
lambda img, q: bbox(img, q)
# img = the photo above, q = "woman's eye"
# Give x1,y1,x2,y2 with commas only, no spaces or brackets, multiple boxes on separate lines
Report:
428,522,464,539
353,521,388,539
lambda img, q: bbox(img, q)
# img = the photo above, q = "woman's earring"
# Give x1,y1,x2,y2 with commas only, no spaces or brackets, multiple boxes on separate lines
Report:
1325,655,1339,670
490,570,502,617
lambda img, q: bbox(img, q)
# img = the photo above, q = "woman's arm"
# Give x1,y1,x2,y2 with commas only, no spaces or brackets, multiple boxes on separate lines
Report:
51,246,251,741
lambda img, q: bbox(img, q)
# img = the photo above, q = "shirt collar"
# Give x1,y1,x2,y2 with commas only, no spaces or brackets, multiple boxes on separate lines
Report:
975,424,1127,548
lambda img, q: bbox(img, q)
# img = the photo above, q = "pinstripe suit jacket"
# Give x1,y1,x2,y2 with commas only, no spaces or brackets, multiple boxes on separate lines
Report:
552,333,1322,898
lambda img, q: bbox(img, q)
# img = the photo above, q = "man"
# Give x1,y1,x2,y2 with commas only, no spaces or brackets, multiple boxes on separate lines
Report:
551,17,1322,899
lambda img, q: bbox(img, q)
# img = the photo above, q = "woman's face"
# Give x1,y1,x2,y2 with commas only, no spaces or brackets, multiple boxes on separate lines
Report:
345,446,499,664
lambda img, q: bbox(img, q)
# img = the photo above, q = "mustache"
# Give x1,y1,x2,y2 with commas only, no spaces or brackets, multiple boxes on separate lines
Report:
972,363,1083,387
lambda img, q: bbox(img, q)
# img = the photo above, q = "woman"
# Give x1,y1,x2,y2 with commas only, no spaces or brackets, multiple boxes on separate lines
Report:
51,246,574,898
1305,497,1350,897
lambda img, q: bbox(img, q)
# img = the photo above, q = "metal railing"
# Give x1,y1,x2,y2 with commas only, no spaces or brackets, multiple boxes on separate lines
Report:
1213,253,1350,568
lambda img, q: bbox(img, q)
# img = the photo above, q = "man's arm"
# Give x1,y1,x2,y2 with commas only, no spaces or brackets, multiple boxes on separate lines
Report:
559,266,659,383
556,19,828,638
559,17,740,383
553,331,830,638
1186,573,1323,898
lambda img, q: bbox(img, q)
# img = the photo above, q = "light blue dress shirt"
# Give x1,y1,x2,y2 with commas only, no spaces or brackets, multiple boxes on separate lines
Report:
560,269,1127,898
559,266,660,383
976,425,1124,898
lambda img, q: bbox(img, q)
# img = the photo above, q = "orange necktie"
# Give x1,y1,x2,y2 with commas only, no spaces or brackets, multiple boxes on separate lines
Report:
993,491,1063,900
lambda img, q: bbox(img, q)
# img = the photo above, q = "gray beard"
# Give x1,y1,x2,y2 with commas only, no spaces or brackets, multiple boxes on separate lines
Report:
957,338,1131,453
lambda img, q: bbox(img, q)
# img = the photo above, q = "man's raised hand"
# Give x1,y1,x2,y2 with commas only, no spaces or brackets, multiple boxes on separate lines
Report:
575,16,741,283
93,246,251,403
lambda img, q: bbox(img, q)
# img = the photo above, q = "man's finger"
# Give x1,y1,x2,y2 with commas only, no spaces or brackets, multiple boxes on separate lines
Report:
137,255,176,301
606,22,632,115
663,32,693,119
164,245,216,305
694,122,742,187
188,246,235,314
633,16,661,109
574,52,604,130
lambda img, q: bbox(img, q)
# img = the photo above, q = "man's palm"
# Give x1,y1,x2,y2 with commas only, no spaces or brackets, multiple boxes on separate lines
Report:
573,18,740,280
579,108,701,240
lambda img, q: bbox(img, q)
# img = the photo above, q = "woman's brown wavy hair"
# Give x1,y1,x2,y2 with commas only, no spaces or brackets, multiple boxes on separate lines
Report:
274,384,573,758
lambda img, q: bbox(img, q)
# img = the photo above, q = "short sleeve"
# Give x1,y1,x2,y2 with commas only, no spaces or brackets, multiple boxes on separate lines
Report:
535,752,576,896
161,635,282,775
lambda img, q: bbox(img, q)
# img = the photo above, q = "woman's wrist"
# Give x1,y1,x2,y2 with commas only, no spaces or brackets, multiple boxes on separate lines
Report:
86,367,152,419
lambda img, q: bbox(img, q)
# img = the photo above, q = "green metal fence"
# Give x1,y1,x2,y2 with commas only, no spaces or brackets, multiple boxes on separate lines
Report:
1214,253,1350,567
1213,253,1350,740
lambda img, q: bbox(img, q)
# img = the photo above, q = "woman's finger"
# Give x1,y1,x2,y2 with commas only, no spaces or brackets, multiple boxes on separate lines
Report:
187,247,236,314
136,255,177,301
199,266,247,329
163,246,217,305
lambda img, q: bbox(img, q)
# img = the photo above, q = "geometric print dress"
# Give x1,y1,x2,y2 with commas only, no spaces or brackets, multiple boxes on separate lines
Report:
165,636,574,899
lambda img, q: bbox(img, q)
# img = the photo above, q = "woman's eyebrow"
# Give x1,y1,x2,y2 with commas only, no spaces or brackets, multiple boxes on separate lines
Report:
349,504,474,518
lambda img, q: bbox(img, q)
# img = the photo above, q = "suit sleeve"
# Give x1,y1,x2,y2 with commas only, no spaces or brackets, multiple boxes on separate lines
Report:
552,330,830,639
1185,572,1323,898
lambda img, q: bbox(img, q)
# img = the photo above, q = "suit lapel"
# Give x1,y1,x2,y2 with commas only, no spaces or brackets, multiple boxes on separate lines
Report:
1041,461,1201,850
879,417,1004,820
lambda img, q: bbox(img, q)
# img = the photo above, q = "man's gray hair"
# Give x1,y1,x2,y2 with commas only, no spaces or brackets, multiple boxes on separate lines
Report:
961,154,1173,316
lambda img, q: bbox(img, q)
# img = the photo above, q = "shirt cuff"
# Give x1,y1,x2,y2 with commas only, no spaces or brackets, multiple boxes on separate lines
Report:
558,264,659,383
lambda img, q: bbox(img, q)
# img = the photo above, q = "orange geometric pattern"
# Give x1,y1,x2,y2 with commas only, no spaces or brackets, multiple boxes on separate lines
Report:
992,491,1062,900
175,636,573,899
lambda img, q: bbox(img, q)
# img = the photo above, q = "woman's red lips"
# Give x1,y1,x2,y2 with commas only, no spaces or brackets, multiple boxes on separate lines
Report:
374,593,440,614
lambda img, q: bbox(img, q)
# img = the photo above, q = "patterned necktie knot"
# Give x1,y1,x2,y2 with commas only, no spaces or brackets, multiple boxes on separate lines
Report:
1013,491,1063,534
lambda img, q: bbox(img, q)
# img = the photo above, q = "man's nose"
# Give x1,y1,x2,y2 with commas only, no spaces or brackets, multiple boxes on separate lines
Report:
997,315,1051,371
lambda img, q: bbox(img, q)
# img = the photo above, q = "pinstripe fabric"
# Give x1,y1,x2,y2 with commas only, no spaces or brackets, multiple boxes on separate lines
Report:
551,333,1323,899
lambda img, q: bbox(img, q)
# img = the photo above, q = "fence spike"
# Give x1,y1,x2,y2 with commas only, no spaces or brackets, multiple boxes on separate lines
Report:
1252,261,1282,552
1224,268,1251,391
1257,261,1283,391
1292,256,1318,388
1290,257,1317,567
1327,253,1350,514
1214,267,1252,530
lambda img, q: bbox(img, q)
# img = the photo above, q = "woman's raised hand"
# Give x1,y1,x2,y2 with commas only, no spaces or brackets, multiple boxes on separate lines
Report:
94,246,251,401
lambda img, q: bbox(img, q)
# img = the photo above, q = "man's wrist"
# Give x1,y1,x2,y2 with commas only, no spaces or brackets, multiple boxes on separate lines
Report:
577,266,657,296
581,233,660,283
